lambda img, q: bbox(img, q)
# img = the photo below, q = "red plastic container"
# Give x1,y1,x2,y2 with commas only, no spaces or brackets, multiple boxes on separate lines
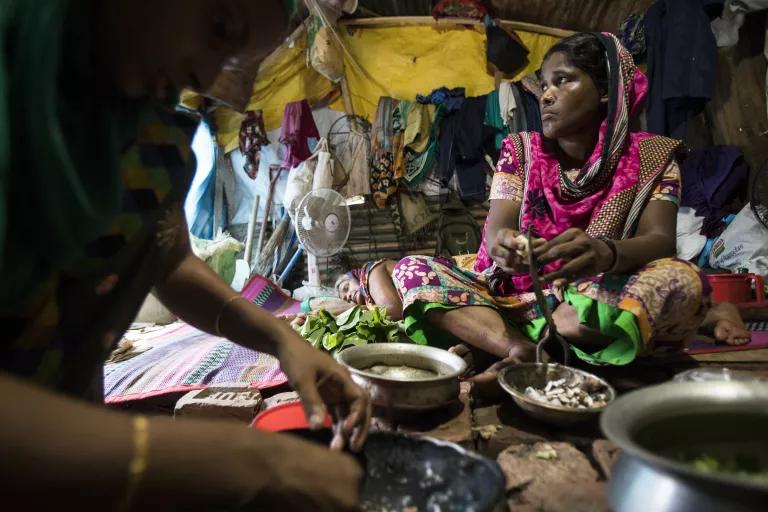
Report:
250,402,332,431
708,273,765,305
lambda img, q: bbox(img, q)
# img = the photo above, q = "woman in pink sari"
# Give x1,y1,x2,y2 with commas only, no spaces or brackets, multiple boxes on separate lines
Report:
393,33,749,374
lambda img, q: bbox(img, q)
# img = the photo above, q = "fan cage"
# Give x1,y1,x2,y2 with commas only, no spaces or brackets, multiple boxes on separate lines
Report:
295,188,351,257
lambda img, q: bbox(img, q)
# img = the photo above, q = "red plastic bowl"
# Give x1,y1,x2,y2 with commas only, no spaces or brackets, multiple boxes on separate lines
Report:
250,402,332,431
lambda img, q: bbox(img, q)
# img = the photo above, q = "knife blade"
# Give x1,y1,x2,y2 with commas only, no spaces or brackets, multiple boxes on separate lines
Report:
526,228,570,365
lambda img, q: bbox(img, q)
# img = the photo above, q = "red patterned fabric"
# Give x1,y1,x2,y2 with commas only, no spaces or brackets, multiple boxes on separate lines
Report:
432,0,489,19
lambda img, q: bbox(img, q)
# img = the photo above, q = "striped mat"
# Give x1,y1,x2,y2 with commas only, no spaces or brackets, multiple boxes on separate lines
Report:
104,273,299,404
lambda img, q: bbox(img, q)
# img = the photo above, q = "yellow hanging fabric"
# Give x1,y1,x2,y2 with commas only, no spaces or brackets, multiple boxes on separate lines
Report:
184,25,561,153
329,25,561,121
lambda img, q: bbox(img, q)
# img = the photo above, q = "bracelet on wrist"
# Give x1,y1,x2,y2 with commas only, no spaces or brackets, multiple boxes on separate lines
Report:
214,295,247,337
117,415,149,512
596,236,618,274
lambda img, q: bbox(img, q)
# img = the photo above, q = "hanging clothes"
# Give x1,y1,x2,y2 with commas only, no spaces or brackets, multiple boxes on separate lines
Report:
710,0,768,121
279,99,319,169
484,89,509,152
498,82,514,127
680,146,749,238
391,101,408,181
370,97,400,208
510,82,528,132
619,13,648,64
645,0,724,139
416,87,466,113
431,0,489,19
519,71,543,99
519,88,542,133
398,102,439,185
485,17,530,75
238,110,269,180
438,95,493,199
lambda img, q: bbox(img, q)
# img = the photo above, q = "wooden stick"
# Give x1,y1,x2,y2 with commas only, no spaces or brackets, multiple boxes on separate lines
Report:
256,166,282,258
256,214,291,276
243,194,260,265
339,17,574,38
339,75,359,131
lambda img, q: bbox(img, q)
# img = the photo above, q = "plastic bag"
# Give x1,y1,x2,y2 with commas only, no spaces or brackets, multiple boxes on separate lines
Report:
284,157,316,220
338,130,370,197
190,232,243,285
709,202,768,275
310,24,344,83
283,138,337,219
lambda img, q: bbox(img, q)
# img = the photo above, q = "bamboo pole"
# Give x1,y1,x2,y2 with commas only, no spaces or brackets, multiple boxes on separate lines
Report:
256,166,281,258
340,75,359,131
340,17,574,38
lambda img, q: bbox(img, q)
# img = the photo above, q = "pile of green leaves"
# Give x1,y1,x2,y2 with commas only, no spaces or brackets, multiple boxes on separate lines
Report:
295,306,400,354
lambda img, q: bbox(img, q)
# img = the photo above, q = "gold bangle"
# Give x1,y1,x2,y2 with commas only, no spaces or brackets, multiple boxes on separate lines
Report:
117,415,149,512
214,295,245,337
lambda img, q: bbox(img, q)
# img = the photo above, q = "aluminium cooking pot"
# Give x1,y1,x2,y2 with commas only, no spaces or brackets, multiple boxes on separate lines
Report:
601,381,768,512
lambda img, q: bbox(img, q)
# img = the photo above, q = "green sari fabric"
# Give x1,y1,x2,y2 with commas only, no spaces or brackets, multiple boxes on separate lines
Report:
0,0,139,312
521,288,642,366
404,284,643,366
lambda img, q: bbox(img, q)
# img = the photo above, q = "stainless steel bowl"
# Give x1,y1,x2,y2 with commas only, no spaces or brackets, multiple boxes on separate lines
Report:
601,381,768,512
336,343,467,410
497,363,616,426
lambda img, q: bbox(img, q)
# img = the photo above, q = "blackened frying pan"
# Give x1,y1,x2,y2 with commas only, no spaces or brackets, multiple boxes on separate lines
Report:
288,429,506,512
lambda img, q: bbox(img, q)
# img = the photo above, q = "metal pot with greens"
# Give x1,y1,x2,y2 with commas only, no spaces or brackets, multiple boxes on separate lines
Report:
601,381,768,512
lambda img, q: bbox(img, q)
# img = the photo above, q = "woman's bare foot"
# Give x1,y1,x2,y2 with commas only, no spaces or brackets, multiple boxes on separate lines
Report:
449,343,499,378
702,302,751,346
463,342,537,385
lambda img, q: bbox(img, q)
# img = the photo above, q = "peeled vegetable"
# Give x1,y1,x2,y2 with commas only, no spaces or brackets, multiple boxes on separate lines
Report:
515,234,531,258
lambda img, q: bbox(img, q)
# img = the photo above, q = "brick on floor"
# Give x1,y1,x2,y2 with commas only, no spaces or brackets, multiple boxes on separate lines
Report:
174,384,262,423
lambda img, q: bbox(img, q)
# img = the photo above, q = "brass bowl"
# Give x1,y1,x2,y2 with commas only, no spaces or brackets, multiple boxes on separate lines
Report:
497,363,616,426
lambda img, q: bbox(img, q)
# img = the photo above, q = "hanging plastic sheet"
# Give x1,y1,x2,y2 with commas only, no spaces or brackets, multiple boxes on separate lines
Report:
184,121,217,239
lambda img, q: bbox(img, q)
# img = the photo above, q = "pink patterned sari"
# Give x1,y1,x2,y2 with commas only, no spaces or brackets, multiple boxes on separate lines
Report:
474,33,682,295
393,34,709,365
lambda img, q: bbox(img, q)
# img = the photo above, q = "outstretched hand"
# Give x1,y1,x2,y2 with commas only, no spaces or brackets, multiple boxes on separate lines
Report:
276,331,371,452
